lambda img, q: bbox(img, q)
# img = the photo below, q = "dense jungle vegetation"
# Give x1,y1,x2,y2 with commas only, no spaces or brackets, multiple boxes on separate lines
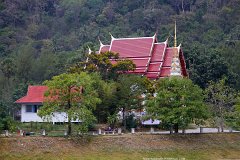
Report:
0,0,240,121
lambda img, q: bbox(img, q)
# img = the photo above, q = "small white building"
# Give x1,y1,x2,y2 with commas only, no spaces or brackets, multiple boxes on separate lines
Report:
15,86,80,123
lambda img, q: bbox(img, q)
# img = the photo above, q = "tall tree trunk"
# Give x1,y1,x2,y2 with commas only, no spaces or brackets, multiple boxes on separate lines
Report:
67,87,72,135
68,118,72,135
174,124,179,133
220,116,224,132
122,107,126,131
182,0,185,13
170,125,173,134
220,106,224,132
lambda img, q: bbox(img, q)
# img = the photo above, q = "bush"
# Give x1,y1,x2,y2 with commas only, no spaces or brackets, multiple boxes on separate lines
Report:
0,116,17,132
126,114,137,130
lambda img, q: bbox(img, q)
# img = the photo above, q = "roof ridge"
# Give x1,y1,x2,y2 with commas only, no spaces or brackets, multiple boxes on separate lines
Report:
111,36,155,40
145,34,157,74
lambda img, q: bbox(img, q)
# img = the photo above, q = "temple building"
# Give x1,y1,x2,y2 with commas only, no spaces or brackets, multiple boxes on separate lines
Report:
15,23,188,122
96,23,188,79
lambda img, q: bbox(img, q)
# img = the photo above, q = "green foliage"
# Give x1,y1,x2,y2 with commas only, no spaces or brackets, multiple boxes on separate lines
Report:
186,45,236,88
69,51,136,80
0,0,240,128
205,78,238,131
227,98,240,130
0,102,16,132
38,72,101,135
225,108,240,130
107,113,118,128
116,74,148,128
126,114,137,130
146,77,208,132
0,58,15,79
220,42,240,88
93,79,117,123
0,116,17,132
14,43,35,82
116,74,147,110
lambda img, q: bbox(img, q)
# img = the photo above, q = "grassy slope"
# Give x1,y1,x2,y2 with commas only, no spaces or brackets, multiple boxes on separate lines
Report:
0,133,240,160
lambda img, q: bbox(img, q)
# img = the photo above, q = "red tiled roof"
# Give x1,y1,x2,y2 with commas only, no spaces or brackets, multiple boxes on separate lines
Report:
128,67,147,73
15,86,48,104
111,58,149,68
99,45,110,53
159,48,177,77
162,48,174,67
160,67,171,77
130,58,149,67
179,50,188,77
150,43,167,62
147,62,163,72
97,35,188,79
145,42,167,79
145,72,159,79
110,37,155,58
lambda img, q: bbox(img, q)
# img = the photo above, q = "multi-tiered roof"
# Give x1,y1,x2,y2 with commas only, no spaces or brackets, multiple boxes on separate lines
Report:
96,25,188,79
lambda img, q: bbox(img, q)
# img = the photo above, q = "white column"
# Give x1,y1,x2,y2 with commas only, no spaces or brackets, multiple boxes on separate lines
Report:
131,128,135,134
42,129,46,136
118,128,122,134
64,130,68,136
150,127,154,133
5,130,9,137
98,128,102,135
20,130,24,136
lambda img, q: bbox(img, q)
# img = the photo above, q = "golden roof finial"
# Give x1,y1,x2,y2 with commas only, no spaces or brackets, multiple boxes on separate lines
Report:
174,21,177,48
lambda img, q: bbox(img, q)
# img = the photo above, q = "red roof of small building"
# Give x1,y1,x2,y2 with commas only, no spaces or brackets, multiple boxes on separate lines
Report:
15,86,48,104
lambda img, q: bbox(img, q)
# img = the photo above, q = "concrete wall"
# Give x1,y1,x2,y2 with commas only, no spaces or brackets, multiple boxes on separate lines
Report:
21,104,81,123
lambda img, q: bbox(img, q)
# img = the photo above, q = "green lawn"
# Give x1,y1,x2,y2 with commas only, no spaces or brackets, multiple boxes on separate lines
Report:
1,133,240,160
2,148,240,160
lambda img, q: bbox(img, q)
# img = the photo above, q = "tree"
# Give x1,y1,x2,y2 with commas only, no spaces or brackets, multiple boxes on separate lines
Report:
1,0,240,132
68,51,136,80
146,77,208,133
38,72,101,135
225,96,240,130
186,45,236,89
220,42,240,89
116,74,148,130
205,78,237,132
0,58,15,81
225,104,240,130
31,52,59,83
93,79,118,123
0,101,16,132
15,44,35,83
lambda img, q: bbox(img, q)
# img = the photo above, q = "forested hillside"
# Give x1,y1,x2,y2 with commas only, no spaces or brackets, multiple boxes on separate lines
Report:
0,0,240,114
